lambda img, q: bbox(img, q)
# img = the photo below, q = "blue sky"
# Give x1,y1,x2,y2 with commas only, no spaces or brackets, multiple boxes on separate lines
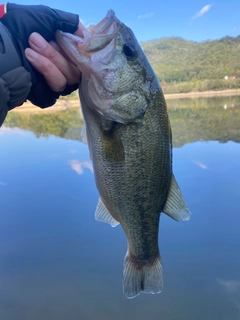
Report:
13,0,240,42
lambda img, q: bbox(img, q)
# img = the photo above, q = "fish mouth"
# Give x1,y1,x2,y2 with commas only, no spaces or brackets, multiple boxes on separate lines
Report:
57,11,144,124
56,10,120,57
56,10,123,118
87,9,119,38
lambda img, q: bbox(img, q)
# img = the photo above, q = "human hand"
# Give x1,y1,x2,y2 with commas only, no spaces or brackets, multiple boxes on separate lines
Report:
25,30,82,93
0,3,84,108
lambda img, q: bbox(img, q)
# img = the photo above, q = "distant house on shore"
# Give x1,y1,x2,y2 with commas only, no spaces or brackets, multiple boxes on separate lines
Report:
224,75,237,80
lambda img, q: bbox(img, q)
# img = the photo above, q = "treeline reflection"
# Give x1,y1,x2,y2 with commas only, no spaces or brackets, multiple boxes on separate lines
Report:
4,95,240,147
5,108,84,140
167,95,240,146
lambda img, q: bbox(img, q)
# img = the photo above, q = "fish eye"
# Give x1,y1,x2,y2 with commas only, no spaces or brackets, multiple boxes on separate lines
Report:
123,44,138,61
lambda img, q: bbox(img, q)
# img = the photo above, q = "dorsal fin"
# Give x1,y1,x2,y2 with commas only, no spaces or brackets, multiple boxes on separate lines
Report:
163,175,191,221
95,198,120,227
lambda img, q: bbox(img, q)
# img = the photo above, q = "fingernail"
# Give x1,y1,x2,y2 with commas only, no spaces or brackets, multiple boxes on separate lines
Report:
25,48,39,60
29,32,47,50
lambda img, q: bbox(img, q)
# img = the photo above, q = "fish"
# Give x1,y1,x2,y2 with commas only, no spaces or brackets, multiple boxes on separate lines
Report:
56,10,191,299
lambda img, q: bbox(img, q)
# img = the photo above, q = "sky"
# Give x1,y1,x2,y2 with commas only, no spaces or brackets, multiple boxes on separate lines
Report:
13,0,240,42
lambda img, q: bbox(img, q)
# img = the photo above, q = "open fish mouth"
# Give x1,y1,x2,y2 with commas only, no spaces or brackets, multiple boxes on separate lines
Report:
56,10,135,122
86,10,119,37
56,10,120,55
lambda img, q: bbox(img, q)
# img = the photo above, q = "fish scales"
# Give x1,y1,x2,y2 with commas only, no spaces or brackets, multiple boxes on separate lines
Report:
56,9,190,299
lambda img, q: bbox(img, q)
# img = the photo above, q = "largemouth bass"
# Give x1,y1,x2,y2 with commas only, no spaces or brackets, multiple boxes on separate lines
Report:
56,10,190,299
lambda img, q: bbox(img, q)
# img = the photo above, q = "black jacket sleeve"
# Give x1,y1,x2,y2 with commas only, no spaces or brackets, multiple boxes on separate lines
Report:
0,66,32,126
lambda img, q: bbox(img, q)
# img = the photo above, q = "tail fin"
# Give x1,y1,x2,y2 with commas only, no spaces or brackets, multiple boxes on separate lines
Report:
123,253,163,299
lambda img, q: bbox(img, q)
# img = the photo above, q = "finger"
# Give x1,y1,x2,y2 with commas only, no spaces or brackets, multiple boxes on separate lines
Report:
48,40,74,63
48,40,61,52
74,20,86,37
28,32,80,85
25,48,67,92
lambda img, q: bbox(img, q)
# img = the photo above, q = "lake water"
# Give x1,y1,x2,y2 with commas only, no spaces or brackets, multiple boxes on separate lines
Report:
0,96,240,320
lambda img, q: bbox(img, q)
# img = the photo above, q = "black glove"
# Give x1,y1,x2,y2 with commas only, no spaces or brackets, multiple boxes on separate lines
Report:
0,3,79,108
0,67,31,126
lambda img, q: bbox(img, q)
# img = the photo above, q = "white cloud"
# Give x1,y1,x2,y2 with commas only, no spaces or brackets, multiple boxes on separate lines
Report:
217,278,240,312
0,127,13,135
192,160,208,169
69,160,93,175
138,12,154,19
192,4,212,20
69,149,78,154
0,126,25,135
0,181,6,186
217,279,240,294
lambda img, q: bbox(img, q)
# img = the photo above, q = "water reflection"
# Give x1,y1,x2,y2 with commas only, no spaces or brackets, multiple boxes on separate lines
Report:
167,96,240,146
4,96,240,146
4,108,84,140
0,96,240,319
217,279,240,316
69,160,93,175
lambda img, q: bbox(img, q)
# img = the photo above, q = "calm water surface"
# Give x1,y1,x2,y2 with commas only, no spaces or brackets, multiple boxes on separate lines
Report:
0,96,240,320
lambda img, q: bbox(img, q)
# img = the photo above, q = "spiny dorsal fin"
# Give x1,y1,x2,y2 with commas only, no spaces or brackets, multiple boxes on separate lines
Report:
95,198,119,227
163,174,191,221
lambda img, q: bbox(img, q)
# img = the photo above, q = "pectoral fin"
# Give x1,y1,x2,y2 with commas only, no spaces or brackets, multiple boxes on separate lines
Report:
95,198,120,227
81,125,93,160
81,125,88,145
163,175,191,221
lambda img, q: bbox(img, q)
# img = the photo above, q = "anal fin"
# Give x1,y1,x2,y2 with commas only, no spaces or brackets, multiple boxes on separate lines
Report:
163,174,191,221
95,198,119,227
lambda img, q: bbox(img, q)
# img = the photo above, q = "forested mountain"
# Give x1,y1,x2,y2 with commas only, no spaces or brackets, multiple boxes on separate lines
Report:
141,36,240,93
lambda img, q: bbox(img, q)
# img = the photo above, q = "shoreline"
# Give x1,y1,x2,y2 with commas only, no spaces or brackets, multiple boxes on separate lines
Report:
10,88,240,113
164,89,240,99
11,99,80,113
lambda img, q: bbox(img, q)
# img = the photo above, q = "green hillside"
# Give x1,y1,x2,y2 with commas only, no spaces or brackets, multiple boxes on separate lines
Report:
141,36,240,93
